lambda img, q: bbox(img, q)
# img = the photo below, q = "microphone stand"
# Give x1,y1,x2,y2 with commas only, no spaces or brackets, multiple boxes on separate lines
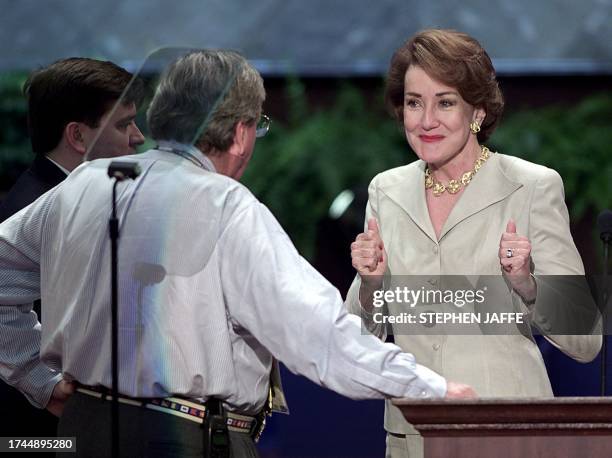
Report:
598,209,612,396
107,161,141,458
601,233,610,396
109,179,120,458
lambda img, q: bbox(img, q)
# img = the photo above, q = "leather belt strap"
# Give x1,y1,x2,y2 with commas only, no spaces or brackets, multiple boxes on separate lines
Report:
76,387,258,435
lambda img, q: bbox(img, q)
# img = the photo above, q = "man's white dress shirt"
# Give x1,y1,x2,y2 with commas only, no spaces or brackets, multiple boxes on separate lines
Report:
0,144,446,413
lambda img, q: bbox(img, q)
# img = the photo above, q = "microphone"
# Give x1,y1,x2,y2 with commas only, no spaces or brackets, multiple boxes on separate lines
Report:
598,209,612,244
108,161,141,181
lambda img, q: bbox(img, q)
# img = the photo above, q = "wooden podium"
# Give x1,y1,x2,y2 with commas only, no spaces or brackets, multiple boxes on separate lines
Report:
393,397,612,458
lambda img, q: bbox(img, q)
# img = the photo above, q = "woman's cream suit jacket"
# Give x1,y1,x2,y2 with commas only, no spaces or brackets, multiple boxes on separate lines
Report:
346,153,601,434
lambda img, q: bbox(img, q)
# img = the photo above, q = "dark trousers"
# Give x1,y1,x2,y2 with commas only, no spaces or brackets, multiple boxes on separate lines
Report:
0,299,58,457
57,391,259,458
0,382,58,458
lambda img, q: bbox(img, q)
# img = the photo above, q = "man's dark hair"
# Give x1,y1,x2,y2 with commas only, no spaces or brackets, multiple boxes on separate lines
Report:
24,57,145,155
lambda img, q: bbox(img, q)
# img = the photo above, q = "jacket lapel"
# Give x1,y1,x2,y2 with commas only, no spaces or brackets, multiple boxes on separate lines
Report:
439,153,522,241
379,161,438,243
376,154,522,243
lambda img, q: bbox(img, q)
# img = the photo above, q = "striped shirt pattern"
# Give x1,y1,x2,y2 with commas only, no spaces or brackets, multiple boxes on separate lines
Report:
0,144,446,412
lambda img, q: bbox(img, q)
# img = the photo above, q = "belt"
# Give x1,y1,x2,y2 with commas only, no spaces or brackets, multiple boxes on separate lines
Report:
76,387,260,437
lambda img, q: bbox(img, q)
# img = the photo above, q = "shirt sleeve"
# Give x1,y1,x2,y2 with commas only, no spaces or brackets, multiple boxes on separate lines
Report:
0,190,62,408
218,200,446,401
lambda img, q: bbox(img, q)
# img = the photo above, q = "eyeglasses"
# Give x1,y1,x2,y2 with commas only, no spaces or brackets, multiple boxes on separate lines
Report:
255,114,271,138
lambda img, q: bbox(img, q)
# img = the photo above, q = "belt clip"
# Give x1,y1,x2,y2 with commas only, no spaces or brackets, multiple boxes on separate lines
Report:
204,399,230,458
253,386,274,443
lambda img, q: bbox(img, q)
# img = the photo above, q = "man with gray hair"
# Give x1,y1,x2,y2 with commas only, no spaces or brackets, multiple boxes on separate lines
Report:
0,50,474,457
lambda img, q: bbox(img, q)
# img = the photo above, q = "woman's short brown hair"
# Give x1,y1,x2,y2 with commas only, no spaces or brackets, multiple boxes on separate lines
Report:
384,29,504,141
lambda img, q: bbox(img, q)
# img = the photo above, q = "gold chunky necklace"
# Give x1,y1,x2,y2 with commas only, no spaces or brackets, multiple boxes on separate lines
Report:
425,145,492,197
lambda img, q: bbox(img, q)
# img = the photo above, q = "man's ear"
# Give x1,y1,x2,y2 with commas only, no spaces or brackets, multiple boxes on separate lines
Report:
64,122,87,155
227,121,248,158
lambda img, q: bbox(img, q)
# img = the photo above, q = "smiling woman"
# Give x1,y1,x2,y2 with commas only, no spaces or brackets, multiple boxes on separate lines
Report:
344,29,601,458
402,65,484,175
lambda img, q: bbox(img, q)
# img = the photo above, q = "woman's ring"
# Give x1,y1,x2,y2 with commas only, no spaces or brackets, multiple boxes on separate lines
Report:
506,249,513,258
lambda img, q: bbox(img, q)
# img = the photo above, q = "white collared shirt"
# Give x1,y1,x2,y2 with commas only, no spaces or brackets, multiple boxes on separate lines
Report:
0,145,446,412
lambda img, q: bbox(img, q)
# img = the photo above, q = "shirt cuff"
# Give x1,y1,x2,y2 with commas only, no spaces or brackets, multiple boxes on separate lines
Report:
17,363,62,409
404,363,447,399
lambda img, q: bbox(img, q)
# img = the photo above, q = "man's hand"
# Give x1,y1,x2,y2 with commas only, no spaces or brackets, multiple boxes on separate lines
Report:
445,382,477,399
499,219,536,301
46,379,75,417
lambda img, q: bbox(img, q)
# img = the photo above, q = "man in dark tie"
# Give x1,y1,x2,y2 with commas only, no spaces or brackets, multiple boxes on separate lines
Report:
0,57,145,440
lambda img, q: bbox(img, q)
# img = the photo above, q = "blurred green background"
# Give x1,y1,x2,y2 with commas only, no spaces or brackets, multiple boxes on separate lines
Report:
1,68,611,458
1,74,611,267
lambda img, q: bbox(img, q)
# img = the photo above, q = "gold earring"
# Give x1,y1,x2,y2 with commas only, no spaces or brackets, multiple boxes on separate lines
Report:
469,121,481,134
